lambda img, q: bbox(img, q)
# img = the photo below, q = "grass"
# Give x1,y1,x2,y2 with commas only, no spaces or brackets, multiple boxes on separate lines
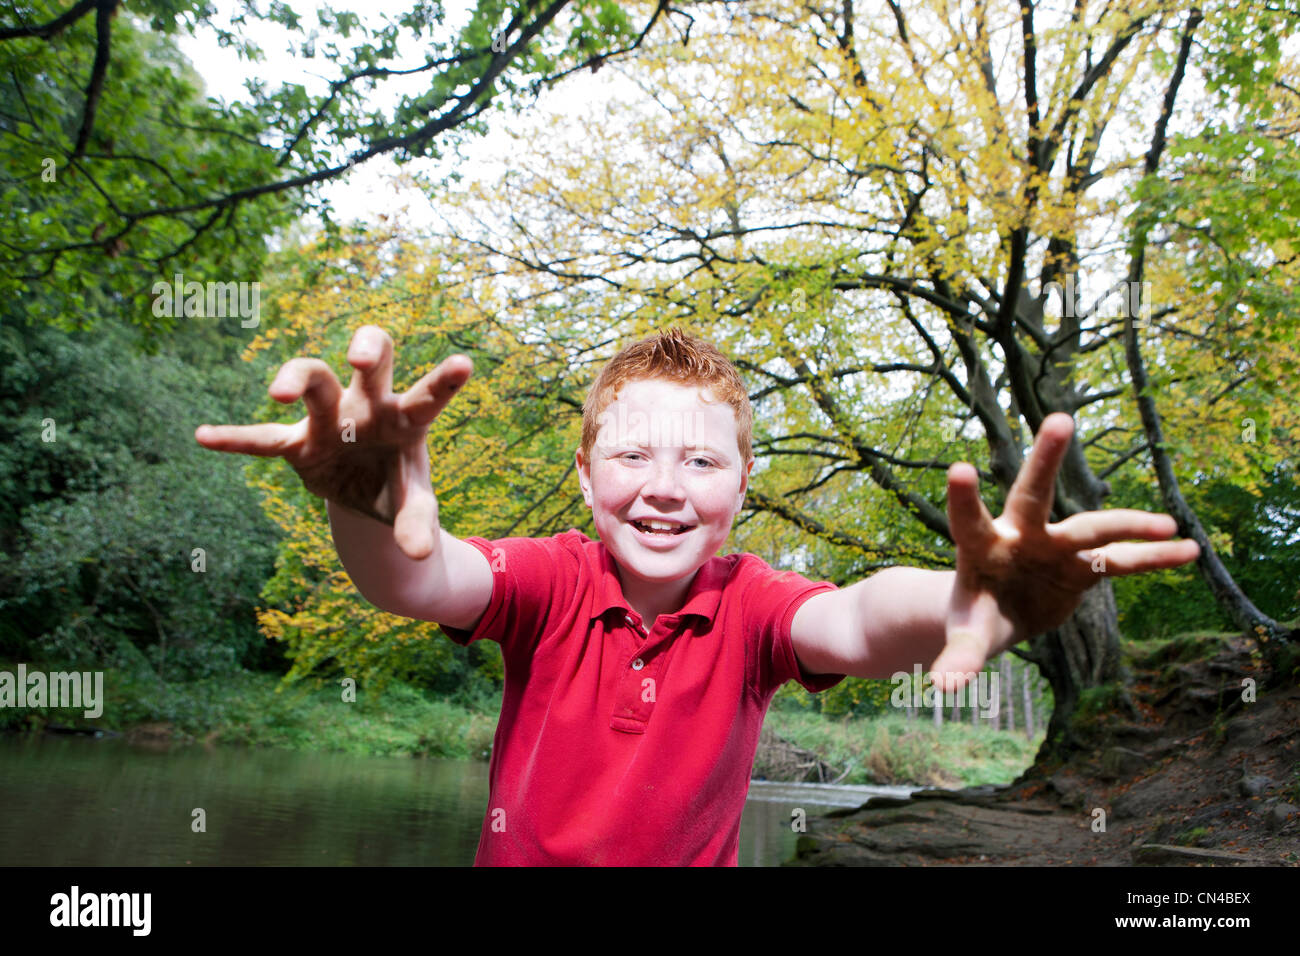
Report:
1175,827,1212,847
762,709,1044,788
1122,631,1240,671
210,672,499,760
0,663,498,761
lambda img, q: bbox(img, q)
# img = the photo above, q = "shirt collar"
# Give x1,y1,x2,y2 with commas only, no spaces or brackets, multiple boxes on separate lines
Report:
589,538,727,627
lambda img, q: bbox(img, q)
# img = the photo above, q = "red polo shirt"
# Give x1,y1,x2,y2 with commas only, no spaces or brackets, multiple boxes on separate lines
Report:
437,529,844,866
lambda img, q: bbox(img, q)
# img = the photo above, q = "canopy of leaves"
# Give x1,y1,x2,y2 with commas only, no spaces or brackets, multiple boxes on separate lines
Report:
0,0,659,336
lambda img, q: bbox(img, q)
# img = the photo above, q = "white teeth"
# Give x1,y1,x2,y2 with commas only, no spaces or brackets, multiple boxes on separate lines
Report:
632,519,690,534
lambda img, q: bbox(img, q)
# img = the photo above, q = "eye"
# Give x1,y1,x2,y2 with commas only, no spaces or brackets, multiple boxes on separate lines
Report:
688,456,716,468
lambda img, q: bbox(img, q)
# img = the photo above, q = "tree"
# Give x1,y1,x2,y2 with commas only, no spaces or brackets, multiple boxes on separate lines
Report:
1,0,673,335
412,0,1299,757
0,315,282,679
0,6,287,330
1119,1,1300,665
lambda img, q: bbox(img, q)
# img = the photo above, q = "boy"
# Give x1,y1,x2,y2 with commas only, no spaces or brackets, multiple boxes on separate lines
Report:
195,325,1199,865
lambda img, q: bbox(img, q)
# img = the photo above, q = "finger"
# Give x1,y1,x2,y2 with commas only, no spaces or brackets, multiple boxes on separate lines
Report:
391,442,438,560
930,575,1001,692
346,325,395,404
1082,539,1201,578
1049,509,1179,550
399,354,473,428
1004,412,1074,529
946,462,998,552
195,420,305,457
269,358,343,433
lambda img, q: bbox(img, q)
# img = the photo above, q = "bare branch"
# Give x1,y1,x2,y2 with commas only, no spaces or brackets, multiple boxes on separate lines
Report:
0,0,97,41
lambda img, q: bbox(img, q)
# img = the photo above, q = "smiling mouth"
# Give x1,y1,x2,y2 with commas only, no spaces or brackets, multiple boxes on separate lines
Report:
629,519,695,536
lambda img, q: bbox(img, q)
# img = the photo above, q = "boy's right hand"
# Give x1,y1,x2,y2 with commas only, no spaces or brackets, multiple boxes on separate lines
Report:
195,325,472,561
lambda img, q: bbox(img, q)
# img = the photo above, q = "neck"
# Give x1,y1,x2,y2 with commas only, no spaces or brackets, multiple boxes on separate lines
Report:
615,564,697,629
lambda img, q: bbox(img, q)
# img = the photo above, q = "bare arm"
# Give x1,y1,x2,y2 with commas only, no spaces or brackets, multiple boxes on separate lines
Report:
792,414,1199,688
791,568,970,680
327,503,492,628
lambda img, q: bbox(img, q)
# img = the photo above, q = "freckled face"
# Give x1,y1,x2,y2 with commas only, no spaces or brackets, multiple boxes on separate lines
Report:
576,379,752,590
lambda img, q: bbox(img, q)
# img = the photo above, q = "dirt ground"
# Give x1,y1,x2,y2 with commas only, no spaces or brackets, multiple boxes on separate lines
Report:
789,634,1300,866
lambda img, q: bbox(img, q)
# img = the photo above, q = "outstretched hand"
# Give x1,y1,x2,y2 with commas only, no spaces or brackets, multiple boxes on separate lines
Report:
194,325,472,560
929,413,1200,691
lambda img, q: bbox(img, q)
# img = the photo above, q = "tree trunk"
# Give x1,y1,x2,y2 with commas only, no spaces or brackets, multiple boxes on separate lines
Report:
1001,654,1015,734
1023,665,1035,739
1030,580,1126,759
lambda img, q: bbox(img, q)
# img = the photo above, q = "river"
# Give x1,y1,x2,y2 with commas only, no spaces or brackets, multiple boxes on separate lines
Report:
0,734,912,866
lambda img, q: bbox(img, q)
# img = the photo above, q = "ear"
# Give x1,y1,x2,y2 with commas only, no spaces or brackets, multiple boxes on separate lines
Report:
737,457,754,508
576,447,593,507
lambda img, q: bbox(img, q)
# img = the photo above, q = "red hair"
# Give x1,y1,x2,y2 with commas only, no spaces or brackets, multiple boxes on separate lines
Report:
580,327,753,464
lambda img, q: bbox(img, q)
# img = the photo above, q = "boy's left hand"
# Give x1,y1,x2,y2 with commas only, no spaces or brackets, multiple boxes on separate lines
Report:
930,412,1200,691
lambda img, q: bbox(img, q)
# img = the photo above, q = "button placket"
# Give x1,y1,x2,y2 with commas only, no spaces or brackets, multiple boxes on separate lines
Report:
609,619,681,734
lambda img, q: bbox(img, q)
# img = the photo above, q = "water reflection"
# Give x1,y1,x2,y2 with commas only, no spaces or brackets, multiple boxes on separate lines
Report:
740,780,914,867
0,735,913,866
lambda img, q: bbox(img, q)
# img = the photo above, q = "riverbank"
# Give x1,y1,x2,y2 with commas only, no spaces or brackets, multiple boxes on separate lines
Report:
1,664,1042,787
0,668,499,760
759,709,1042,788
788,631,1300,865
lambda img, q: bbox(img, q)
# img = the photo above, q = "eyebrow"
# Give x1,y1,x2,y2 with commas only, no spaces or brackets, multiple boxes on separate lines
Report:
604,441,731,459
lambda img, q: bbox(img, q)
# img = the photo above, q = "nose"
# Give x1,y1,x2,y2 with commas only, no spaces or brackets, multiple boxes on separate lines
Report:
640,455,684,501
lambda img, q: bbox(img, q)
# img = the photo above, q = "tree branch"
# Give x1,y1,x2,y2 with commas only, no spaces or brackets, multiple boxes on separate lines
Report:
0,0,97,41
69,0,117,161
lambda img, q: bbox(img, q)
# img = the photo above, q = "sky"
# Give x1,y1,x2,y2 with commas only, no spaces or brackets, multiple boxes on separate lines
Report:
171,0,641,231
175,0,475,227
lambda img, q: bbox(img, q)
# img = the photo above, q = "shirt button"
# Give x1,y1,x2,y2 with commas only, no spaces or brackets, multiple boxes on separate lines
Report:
632,658,645,671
